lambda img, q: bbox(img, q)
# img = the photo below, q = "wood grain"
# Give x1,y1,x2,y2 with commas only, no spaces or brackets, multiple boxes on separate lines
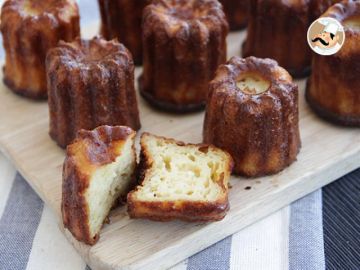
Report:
0,28,359,270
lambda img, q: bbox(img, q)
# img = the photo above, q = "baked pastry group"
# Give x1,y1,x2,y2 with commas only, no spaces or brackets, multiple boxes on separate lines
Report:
0,0,359,247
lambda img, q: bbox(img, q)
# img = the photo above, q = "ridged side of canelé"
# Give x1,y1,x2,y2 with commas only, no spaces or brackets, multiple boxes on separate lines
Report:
62,125,136,245
0,0,80,99
220,0,248,30
140,0,229,112
242,0,337,78
306,0,360,127
46,37,141,148
203,56,301,177
98,0,148,65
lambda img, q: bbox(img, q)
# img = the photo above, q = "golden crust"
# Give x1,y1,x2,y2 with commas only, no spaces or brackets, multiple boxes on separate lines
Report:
203,56,301,177
242,0,337,78
140,0,228,112
306,0,360,126
62,125,136,245
127,133,233,222
46,36,141,148
98,0,149,65
0,0,80,99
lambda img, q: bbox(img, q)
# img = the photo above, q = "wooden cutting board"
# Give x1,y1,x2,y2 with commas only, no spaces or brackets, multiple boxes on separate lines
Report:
0,26,359,270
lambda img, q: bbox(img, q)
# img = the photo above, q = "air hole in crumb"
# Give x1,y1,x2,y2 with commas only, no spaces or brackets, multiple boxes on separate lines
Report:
162,156,172,172
188,155,196,162
187,191,194,196
199,146,209,153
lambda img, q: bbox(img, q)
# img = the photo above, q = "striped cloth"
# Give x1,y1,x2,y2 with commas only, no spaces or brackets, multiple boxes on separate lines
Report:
0,1,359,269
1,153,359,270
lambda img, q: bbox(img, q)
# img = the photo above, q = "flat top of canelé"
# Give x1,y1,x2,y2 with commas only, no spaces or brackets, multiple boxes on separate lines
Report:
2,0,78,20
144,0,227,33
212,56,294,97
66,125,135,173
47,37,133,67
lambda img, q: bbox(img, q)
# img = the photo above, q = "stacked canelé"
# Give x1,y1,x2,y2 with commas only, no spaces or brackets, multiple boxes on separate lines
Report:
0,0,80,99
306,0,360,126
243,0,338,78
204,57,301,177
140,0,229,112
46,37,141,148
98,0,148,65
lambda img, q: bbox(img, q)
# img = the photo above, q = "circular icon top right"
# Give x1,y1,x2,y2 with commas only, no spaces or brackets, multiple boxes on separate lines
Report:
307,17,345,56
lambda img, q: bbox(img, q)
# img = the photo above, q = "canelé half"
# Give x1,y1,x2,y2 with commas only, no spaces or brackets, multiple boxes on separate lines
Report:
128,133,233,222
62,125,137,245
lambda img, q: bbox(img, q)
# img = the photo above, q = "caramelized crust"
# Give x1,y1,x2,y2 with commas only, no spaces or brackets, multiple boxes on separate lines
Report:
98,0,149,65
46,37,141,148
203,56,301,177
220,0,249,30
242,0,338,78
306,0,360,126
128,133,233,222
140,0,229,112
0,0,80,99
62,125,136,245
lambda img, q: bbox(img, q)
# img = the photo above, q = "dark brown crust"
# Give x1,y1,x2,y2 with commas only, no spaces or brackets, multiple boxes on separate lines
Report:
140,0,229,113
127,132,233,222
62,125,136,245
306,80,360,127
305,0,360,127
139,77,206,113
98,0,149,65
46,36,141,148
203,56,301,177
3,77,48,100
0,0,80,99
242,0,336,78
220,0,248,31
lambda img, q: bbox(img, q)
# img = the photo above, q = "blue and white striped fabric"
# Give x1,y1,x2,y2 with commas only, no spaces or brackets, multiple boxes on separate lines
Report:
0,1,359,269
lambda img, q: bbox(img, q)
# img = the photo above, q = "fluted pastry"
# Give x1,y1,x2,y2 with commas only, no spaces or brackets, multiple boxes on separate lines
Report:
0,0,80,99
140,0,229,112
306,0,360,126
46,37,141,148
203,56,301,177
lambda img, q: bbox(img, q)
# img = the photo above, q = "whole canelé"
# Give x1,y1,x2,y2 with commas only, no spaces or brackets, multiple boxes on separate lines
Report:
242,0,338,78
46,37,141,148
140,0,229,112
203,56,301,177
98,0,148,65
0,0,80,99
220,0,249,30
306,0,360,126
